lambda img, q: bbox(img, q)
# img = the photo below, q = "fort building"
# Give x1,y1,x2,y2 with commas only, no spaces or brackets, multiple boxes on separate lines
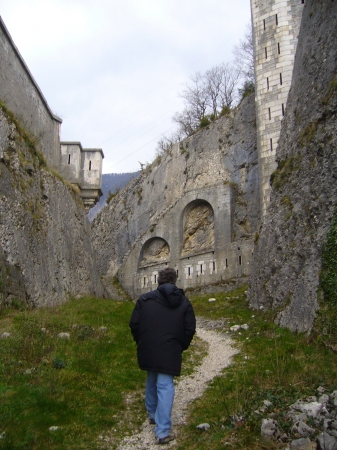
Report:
251,0,304,215
0,16,103,211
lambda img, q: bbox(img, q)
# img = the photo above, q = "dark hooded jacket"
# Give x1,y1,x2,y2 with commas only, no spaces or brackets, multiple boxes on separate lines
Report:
129,283,196,376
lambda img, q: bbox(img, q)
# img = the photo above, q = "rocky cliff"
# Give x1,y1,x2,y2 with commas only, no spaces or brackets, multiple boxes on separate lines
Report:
92,93,259,298
248,0,337,332
0,104,103,307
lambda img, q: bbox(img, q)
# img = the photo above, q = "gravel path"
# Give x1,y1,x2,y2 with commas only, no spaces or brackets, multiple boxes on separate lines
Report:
116,322,238,449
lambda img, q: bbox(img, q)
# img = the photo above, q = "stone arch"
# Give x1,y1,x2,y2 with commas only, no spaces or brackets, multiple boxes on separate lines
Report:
181,199,215,256
139,237,170,268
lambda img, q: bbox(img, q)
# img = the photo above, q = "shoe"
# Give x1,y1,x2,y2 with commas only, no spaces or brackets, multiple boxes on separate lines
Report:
156,432,176,445
149,418,156,425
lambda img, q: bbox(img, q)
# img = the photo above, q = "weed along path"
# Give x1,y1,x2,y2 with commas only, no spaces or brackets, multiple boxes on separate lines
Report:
115,320,238,449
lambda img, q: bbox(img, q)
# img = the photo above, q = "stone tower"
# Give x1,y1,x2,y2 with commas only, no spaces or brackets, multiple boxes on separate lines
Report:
251,0,304,215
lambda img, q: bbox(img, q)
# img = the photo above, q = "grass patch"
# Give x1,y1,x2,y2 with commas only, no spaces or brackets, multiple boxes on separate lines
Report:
175,286,337,449
1,287,336,449
0,297,146,449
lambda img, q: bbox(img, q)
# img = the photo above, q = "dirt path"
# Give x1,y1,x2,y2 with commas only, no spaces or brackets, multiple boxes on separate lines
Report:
116,323,238,449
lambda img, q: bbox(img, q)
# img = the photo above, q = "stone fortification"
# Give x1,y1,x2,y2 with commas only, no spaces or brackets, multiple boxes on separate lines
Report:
251,0,303,215
92,94,259,298
248,0,337,331
0,16,103,210
0,106,103,307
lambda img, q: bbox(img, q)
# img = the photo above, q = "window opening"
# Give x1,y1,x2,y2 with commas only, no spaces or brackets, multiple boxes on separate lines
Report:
226,259,228,268
278,43,280,54
213,261,216,270
143,277,146,287
176,270,178,278
270,138,273,151
266,77,269,89
89,161,92,171
263,19,266,30
265,47,268,59
282,103,285,116
68,154,71,165
200,264,203,274
239,256,242,266
154,274,157,284
280,73,283,85
276,14,278,25
268,108,271,120
188,267,191,276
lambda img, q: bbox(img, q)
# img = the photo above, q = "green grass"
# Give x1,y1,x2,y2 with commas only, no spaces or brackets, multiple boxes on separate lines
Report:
1,287,337,449
175,286,337,449
0,297,145,449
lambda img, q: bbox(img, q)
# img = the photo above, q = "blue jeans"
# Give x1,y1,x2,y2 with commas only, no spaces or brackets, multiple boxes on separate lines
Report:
145,371,175,439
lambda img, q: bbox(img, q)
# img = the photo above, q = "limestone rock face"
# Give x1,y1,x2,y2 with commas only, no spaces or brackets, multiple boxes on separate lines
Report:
248,0,337,331
0,108,102,307
92,94,258,298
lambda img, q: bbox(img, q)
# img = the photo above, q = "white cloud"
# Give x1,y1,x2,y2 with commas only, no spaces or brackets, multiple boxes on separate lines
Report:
1,0,251,173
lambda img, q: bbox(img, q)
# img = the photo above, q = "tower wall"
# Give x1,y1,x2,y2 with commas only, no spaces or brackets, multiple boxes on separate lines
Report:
251,0,303,215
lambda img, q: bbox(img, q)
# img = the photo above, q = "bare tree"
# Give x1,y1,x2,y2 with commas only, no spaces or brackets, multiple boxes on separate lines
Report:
179,72,210,123
233,23,255,83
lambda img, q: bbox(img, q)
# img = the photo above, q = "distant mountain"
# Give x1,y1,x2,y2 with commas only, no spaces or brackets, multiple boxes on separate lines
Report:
88,172,140,222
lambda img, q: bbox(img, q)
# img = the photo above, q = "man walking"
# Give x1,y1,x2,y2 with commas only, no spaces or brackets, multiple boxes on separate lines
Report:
129,267,196,445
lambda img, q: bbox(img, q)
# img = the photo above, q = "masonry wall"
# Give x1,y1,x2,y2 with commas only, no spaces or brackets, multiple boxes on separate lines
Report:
251,0,303,215
92,94,259,298
248,0,337,331
0,16,61,170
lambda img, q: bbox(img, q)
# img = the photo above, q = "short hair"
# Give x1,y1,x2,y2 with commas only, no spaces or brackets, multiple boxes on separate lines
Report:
158,267,177,285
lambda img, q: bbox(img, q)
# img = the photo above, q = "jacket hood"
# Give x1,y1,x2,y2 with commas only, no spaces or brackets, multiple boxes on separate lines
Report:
157,283,184,309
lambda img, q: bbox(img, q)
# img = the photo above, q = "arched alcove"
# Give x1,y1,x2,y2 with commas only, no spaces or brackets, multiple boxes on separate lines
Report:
139,237,170,268
181,200,214,256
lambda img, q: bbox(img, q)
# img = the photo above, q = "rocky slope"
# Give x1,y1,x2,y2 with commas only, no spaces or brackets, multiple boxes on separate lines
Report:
248,0,337,332
0,105,102,308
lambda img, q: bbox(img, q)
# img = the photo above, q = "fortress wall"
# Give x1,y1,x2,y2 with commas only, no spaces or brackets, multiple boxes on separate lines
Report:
92,94,259,298
0,16,61,170
248,0,337,331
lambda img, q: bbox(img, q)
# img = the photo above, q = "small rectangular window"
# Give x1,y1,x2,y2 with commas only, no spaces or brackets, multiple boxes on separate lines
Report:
176,270,178,278
268,108,271,120
226,259,228,268
280,73,283,85
278,43,280,54
89,161,92,170
270,138,273,151
213,261,216,270
282,103,285,116
154,274,157,283
239,256,242,266
263,19,266,30
200,264,203,274
276,14,278,25
68,154,71,164
144,277,146,287
188,267,191,276
265,47,268,59
301,0,304,3
266,77,269,89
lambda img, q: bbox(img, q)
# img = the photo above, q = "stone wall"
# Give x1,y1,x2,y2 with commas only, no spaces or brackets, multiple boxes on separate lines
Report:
92,94,259,298
0,16,62,170
248,0,337,331
0,105,103,307
251,0,303,215
0,16,103,210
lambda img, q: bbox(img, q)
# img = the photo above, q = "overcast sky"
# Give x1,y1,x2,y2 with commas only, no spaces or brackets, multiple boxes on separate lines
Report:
1,0,251,174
